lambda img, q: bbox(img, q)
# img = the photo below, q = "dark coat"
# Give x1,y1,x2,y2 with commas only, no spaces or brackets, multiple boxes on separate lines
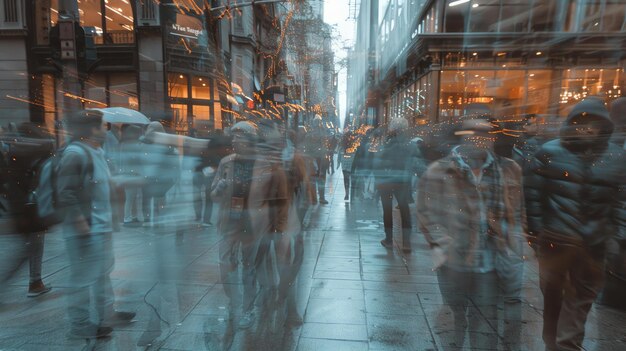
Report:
373,133,413,185
525,112,626,247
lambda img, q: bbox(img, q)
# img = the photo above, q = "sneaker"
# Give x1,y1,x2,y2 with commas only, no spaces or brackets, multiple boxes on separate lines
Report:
238,310,255,329
27,281,51,297
201,222,213,228
67,324,113,339
102,311,136,327
380,239,393,249
319,199,329,205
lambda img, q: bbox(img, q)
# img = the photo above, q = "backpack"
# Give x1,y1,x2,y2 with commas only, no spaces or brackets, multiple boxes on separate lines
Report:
33,142,94,228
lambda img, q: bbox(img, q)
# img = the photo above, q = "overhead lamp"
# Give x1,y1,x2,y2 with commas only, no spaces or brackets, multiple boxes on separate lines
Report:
472,3,479,8
536,51,542,55
449,0,470,7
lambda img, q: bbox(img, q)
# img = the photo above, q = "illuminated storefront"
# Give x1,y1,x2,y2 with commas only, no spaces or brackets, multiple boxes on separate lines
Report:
22,0,228,135
163,7,222,135
375,0,626,127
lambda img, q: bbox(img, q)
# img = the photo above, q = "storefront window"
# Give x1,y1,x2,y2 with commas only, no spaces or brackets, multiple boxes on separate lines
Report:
559,68,625,115
440,69,536,119
440,70,467,117
83,74,108,109
171,103,189,134
526,70,552,115
109,74,138,109
83,73,138,109
169,73,189,99
192,105,210,120
192,76,211,99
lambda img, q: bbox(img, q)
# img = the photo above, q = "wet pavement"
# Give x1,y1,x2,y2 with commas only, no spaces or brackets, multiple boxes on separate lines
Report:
1,170,626,351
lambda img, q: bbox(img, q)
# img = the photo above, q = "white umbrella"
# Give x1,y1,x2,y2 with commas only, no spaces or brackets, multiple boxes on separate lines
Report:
91,107,150,125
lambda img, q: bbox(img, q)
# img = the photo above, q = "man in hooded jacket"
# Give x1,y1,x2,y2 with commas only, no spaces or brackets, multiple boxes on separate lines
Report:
525,98,626,351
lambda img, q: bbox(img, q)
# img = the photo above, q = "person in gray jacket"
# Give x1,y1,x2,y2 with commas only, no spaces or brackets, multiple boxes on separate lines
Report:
525,99,626,351
57,110,134,339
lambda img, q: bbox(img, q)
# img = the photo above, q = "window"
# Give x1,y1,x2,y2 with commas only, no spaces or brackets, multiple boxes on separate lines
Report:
192,76,211,99
529,1,558,31
168,73,218,133
50,0,134,44
171,103,189,134
0,0,24,29
109,74,138,108
576,0,626,32
444,0,470,32
169,73,189,99
83,73,138,109
497,1,530,32
559,68,625,114
445,0,531,33
440,69,528,118
83,74,108,109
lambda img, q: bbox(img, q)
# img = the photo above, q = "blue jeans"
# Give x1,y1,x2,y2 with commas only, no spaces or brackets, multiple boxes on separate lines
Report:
64,232,115,329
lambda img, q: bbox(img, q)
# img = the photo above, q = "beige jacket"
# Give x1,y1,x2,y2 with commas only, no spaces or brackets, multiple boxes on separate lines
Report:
211,154,289,239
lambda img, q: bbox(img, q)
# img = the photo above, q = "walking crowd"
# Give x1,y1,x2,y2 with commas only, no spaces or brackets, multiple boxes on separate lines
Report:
1,98,626,350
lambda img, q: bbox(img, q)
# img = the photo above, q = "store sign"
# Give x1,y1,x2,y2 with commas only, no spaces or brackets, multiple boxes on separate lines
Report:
169,14,204,41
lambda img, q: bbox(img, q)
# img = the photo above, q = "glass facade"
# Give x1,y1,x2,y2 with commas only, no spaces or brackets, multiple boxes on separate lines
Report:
444,0,626,33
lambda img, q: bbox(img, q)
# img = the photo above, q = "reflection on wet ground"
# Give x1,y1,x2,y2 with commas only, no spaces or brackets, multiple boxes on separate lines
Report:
1,170,625,351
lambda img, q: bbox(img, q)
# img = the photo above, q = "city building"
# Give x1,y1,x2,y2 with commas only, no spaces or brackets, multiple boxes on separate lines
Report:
348,0,626,128
0,0,297,134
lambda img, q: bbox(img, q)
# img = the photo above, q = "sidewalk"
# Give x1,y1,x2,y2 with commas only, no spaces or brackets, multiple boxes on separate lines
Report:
1,170,625,350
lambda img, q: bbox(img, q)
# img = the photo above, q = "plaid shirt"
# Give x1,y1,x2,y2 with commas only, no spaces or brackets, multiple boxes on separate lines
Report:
418,148,526,273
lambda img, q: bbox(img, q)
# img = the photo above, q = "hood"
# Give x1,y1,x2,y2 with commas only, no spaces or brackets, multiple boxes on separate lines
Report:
560,99,614,152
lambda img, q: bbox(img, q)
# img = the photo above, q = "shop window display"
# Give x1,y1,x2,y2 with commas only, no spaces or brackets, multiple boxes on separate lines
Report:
559,68,625,115
439,69,545,120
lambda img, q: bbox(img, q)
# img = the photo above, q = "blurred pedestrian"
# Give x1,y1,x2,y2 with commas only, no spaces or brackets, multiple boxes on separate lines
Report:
375,118,413,253
140,122,179,227
211,121,288,329
0,122,54,297
338,131,357,201
418,118,525,350
57,110,135,339
525,99,626,351
119,125,144,226
103,123,124,231
305,115,331,204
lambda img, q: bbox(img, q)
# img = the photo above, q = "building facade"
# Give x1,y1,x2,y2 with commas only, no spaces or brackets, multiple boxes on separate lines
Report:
0,0,299,134
348,0,626,129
